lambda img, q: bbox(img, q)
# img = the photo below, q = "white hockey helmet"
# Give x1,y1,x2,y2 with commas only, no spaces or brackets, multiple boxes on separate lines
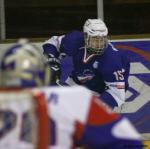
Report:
0,39,52,87
83,18,108,55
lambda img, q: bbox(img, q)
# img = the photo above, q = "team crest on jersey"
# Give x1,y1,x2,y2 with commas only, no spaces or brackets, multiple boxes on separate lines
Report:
77,69,95,83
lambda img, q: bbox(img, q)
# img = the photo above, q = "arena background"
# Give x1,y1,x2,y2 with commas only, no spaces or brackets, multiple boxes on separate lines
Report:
0,0,150,148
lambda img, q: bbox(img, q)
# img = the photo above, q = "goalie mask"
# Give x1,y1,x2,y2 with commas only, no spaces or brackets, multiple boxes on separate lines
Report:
83,19,108,55
0,39,52,87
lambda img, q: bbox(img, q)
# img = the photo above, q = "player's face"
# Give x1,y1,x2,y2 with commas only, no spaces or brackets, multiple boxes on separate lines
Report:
88,36,108,50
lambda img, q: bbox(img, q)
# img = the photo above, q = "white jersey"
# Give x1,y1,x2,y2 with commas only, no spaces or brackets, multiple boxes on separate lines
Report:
40,86,93,149
0,86,141,149
39,86,141,149
0,90,38,149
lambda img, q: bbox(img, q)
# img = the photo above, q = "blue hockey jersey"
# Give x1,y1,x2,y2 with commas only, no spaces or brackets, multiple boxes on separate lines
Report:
43,31,130,108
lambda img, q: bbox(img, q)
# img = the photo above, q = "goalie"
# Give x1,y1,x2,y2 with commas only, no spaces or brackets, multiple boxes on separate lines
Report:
0,39,142,149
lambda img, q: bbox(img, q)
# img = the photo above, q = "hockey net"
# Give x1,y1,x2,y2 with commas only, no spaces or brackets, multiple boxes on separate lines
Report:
0,89,49,149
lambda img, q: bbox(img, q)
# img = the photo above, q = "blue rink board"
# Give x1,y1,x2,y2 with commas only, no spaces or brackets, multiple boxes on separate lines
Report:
113,40,150,135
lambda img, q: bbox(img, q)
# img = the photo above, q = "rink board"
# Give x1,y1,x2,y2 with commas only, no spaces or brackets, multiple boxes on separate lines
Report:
112,40,150,140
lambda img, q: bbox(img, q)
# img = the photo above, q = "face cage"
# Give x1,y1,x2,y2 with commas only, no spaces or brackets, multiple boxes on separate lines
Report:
85,35,108,55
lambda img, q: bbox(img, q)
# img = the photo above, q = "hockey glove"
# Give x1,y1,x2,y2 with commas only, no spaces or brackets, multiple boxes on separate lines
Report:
46,54,60,70
46,54,61,84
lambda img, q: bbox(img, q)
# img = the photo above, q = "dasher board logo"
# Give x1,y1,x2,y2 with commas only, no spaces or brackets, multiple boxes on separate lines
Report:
113,40,150,110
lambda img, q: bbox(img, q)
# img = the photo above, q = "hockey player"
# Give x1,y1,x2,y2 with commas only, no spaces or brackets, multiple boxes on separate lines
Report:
42,18,130,108
0,40,142,149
